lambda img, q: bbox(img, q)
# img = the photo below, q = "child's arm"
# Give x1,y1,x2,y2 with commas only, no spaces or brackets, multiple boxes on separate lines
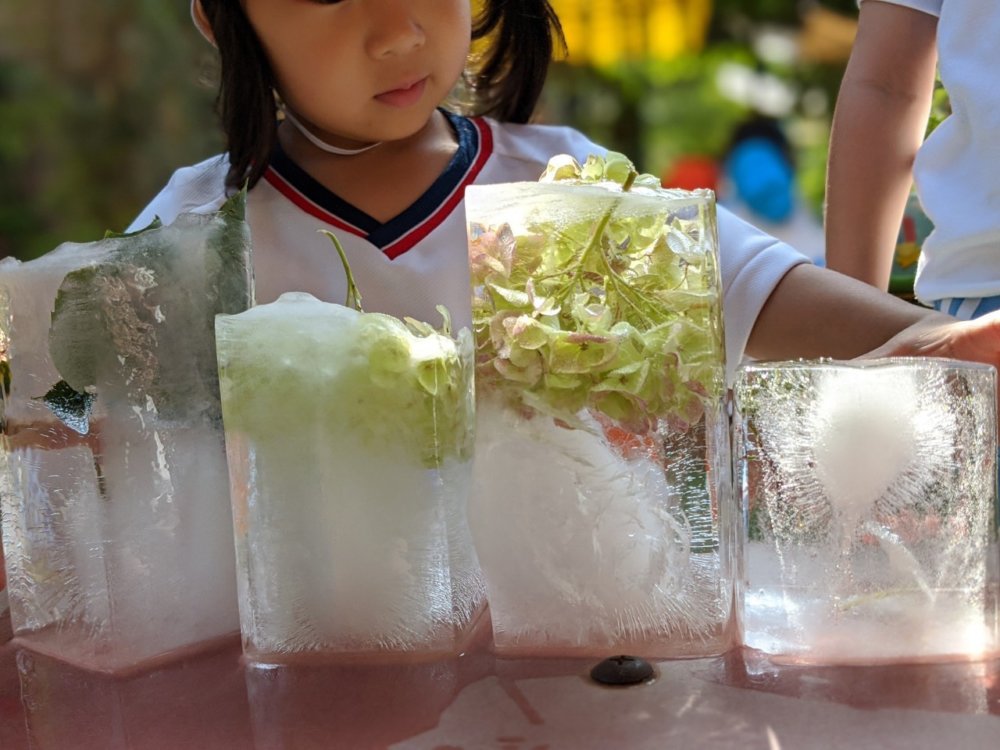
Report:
824,1,938,289
746,263,1000,369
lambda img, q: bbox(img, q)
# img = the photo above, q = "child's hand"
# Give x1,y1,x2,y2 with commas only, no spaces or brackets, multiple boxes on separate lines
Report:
862,310,1000,376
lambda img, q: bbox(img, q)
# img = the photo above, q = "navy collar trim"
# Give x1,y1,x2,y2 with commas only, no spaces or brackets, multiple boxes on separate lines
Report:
264,111,492,259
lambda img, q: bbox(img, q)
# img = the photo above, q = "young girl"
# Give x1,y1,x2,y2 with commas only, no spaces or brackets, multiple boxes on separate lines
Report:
131,0,1000,378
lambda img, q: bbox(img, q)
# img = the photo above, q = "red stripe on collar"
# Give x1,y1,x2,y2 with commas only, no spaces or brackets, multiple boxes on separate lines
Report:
262,168,368,238
382,117,494,260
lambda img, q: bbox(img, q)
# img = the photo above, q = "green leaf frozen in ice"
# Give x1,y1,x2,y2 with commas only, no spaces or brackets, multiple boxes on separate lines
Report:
39,380,95,435
46,189,253,430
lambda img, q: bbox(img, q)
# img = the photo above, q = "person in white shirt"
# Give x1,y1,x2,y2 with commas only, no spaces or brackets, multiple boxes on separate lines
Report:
826,0,1000,320
133,0,1000,381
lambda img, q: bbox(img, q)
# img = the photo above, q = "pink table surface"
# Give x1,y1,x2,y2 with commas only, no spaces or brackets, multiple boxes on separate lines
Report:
1,613,998,750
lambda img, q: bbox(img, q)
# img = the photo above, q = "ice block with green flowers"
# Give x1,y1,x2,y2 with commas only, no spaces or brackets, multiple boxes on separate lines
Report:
216,237,482,661
466,153,734,657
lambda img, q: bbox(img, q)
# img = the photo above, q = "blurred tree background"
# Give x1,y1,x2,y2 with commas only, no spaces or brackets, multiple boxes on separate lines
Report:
0,0,864,260
0,0,220,259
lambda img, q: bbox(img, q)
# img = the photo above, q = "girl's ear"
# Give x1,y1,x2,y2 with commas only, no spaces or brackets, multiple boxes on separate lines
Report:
191,0,216,45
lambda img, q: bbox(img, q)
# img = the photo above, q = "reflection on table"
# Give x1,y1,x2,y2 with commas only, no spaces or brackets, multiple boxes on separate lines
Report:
1,626,998,750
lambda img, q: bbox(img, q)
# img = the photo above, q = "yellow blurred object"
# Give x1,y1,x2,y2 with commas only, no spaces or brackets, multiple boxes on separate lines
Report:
798,6,858,63
551,0,712,65
896,242,921,269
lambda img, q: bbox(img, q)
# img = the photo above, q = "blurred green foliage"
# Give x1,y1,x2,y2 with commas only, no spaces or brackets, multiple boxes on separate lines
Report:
543,46,756,174
710,0,858,28
541,13,851,216
0,0,222,259
927,78,952,135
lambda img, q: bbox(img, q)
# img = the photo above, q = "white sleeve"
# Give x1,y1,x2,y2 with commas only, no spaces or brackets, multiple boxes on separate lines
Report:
485,119,608,181
717,205,811,383
858,0,942,17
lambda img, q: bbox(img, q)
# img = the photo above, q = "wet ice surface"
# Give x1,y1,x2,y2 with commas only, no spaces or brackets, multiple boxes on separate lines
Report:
0,205,252,672
734,358,1000,663
216,293,483,659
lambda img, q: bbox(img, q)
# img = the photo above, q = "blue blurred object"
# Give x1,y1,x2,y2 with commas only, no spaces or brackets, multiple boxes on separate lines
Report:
725,137,795,223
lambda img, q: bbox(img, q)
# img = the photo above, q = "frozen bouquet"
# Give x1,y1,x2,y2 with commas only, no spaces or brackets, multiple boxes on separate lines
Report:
465,154,734,657
468,152,724,437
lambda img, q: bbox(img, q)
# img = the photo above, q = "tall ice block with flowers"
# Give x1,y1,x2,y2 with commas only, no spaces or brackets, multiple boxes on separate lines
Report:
215,236,483,663
0,193,252,673
466,154,734,657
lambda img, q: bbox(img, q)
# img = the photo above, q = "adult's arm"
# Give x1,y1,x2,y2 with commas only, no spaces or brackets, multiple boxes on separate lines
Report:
823,1,938,289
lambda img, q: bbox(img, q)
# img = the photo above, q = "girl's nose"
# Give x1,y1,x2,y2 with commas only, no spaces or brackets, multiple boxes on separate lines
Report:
365,2,425,58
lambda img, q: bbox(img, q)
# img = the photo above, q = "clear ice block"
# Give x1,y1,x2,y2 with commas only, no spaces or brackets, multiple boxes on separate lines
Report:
465,170,734,658
733,358,1000,664
215,292,483,662
0,532,8,642
0,195,253,673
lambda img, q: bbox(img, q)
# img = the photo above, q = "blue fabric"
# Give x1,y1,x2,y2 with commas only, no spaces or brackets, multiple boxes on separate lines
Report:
932,295,1000,320
725,138,794,223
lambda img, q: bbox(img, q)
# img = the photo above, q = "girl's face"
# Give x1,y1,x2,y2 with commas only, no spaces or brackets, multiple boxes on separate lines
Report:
243,0,472,148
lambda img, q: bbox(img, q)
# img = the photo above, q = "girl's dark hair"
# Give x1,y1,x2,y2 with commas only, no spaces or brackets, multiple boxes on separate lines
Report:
198,0,278,191
198,0,564,191
470,0,565,123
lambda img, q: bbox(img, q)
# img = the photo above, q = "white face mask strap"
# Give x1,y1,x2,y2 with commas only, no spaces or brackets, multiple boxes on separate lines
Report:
282,109,382,156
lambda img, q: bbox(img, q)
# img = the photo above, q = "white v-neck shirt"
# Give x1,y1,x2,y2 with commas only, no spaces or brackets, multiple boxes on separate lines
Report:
129,113,808,381
860,0,1000,303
